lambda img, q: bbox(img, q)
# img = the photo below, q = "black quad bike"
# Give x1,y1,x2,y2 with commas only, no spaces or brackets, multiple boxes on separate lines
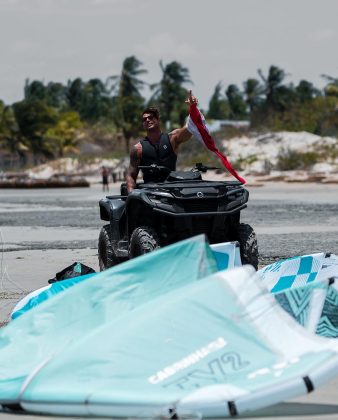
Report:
98,163,258,271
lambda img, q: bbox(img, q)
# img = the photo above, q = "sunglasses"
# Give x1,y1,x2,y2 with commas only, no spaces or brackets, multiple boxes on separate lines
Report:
142,115,155,123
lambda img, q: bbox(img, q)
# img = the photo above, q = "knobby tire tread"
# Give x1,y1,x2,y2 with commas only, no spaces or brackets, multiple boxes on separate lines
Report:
129,226,160,258
98,224,119,271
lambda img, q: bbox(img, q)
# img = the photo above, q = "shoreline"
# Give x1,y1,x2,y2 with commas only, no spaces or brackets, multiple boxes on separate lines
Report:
2,167,338,189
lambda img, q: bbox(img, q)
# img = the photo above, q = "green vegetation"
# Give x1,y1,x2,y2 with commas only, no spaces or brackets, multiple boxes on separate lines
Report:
149,60,192,128
314,142,338,163
233,155,258,171
0,58,337,170
276,149,319,171
111,56,147,152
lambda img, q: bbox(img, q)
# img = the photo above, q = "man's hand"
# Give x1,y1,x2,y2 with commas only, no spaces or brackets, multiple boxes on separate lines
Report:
185,90,199,107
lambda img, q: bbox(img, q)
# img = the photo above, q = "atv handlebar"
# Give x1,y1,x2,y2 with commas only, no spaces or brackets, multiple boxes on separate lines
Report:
138,164,170,172
138,163,219,174
194,163,219,173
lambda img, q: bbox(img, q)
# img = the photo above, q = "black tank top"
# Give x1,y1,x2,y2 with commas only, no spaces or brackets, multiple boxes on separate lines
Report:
140,133,177,183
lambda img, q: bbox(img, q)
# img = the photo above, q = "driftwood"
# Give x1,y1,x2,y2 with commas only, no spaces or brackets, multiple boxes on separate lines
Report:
0,177,89,188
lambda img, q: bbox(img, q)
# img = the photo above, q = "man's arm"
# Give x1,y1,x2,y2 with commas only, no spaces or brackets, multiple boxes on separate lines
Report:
126,143,142,193
169,127,192,152
170,90,198,153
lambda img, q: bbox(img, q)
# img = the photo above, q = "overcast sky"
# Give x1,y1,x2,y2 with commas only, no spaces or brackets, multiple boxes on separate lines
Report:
0,0,337,108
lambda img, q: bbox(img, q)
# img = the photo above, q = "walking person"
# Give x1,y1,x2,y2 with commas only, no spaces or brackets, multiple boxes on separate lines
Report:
101,166,109,192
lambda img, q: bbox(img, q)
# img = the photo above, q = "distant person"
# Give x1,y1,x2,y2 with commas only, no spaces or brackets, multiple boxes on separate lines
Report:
126,90,198,192
112,171,117,184
101,166,109,192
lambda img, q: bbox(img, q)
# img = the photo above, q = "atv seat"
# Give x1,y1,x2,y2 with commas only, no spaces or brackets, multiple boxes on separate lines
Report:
166,171,202,181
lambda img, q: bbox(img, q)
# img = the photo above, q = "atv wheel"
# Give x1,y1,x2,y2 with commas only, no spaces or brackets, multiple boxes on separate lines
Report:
98,224,119,271
129,226,160,258
234,223,259,270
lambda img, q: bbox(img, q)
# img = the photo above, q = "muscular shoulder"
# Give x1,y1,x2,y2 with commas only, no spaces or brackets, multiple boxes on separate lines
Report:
168,129,181,141
169,127,192,150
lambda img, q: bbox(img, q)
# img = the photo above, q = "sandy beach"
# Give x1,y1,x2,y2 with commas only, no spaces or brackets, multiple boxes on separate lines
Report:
1,178,338,419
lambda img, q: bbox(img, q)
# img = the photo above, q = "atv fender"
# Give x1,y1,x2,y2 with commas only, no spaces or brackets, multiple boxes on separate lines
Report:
125,192,155,236
99,197,125,221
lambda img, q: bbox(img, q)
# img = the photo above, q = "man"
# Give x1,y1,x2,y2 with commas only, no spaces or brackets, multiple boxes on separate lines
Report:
100,165,109,192
126,90,198,192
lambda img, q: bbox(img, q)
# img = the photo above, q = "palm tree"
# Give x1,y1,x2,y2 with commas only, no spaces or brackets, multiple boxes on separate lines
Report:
81,78,111,122
150,60,191,128
258,65,288,110
112,56,147,152
66,78,85,114
243,78,263,113
24,79,47,102
46,82,68,109
295,80,320,102
225,84,247,119
118,56,147,98
207,82,230,119
25,80,68,110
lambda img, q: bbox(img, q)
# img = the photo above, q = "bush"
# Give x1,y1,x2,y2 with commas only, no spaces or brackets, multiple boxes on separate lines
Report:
233,155,258,171
251,97,338,135
314,142,338,163
276,148,319,170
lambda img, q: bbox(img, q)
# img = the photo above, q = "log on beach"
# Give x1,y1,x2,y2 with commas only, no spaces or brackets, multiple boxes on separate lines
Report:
0,178,90,188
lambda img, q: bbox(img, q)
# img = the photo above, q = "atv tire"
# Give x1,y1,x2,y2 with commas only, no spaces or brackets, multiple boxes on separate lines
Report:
98,224,119,271
234,223,259,270
129,226,160,258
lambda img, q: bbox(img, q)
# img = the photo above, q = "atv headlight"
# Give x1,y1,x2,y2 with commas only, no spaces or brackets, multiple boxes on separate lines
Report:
147,192,172,204
148,195,163,204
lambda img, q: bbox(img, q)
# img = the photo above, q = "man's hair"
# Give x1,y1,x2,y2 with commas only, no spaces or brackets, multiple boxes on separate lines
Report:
142,107,160,120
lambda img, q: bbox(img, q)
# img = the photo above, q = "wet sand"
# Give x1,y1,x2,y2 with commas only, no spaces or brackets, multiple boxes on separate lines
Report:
0,182,105,325
1,179,338,419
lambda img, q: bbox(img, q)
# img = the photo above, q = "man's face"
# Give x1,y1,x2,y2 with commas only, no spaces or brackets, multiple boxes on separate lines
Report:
142,113,159,131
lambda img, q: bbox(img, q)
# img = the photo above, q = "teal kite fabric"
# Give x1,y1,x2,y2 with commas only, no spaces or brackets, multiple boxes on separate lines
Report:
10,240,240,320
1,237,338,418
0,235,217,404
19,268,338,418
11,273,97,319
259,253,338,337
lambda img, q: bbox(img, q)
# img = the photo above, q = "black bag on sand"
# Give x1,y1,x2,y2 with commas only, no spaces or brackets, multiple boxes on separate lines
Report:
48,262,96,284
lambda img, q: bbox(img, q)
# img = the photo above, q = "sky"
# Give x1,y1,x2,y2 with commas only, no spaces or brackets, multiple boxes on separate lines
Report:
0,0,337,108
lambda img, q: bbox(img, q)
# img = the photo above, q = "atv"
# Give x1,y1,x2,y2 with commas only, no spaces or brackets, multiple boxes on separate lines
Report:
98,163,258,270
